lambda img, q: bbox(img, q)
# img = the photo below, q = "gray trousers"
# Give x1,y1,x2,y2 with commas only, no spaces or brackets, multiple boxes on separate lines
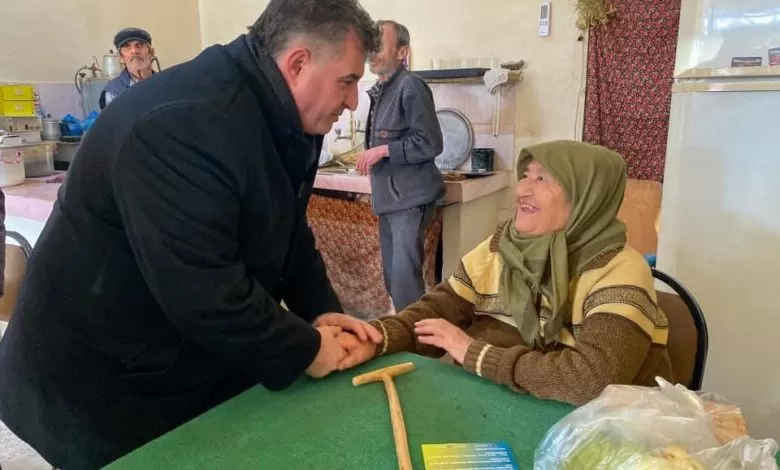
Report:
378,203,436,311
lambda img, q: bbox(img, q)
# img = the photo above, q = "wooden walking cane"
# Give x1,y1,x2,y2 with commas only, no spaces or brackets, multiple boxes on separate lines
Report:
353,362,416,470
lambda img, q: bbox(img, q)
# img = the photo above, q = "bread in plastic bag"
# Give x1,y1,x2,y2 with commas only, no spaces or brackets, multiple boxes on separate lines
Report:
534,377,778,469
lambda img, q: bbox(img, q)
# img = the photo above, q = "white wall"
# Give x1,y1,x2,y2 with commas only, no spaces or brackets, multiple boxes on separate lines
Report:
0,0,202,82
198,0,586,146
198,0,588,221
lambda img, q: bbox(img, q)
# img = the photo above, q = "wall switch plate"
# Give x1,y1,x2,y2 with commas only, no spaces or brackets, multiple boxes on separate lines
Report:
539,0,551,37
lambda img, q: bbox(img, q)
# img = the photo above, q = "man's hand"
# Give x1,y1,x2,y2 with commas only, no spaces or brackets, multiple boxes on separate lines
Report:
306,326,347,379
314,313,383,344
336,332,379,371
356,145,389,175
414,319,474,364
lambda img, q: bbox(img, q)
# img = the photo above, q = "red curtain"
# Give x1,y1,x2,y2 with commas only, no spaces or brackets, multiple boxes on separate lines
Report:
583,0,682,182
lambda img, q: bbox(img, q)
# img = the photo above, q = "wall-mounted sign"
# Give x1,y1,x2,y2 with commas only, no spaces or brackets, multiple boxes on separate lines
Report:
731,56,763,67
769,47,780,66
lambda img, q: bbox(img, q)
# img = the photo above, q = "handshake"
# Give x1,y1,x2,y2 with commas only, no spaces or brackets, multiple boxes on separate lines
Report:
304,313,476,379
305,313,385,379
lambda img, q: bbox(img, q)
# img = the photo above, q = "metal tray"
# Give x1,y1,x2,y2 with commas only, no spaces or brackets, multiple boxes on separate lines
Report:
434,108,473,171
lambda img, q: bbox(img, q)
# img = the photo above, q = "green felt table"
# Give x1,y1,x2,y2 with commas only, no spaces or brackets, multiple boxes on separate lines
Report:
102,352,574,469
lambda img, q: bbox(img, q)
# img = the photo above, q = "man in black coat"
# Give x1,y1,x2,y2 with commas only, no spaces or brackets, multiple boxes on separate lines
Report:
0,1,381,468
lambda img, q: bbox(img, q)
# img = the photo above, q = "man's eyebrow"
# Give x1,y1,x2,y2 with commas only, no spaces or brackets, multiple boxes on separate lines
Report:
340,73,361,81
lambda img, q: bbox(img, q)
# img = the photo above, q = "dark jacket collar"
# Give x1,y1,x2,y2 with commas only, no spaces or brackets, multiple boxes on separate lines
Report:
224,34,305,140
223,34,321,180
369,64,407,96
119,68,156,86
119,69,134,86
104,69,135,92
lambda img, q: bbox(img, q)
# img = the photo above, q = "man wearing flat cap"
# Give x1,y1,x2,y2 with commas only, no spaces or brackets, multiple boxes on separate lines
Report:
101,27,156,108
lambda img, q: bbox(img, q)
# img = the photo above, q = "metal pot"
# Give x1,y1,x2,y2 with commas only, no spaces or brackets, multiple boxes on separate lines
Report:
41,118,61,141
53,141,79,165
0,138,26,187
20,142,55,177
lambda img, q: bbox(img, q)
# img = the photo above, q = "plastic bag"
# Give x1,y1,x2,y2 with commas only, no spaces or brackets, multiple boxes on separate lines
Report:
60,113,83,136
534,378,778,469
60,111,99,136
80,111,99,133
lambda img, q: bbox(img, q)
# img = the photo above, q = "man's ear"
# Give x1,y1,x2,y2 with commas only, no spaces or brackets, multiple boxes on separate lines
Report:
397,45,410,64
277,46,312,84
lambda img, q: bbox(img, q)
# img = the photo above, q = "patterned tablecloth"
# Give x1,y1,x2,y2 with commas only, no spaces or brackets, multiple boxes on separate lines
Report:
306,193,442,320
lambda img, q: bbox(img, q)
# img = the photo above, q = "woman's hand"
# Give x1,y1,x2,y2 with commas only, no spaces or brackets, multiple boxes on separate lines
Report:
336,332,379,370
313,313,383,344
414,319,474,364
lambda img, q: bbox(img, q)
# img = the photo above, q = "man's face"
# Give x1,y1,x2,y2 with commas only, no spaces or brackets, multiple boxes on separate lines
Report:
119,40,154,77
280,29,366,135
369,24,405,76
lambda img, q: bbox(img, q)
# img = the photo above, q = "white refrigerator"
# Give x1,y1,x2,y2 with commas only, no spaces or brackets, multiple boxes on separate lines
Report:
658,0,780,440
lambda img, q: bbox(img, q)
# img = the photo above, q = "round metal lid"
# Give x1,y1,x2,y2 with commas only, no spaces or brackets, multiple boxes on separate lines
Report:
434,108,474,171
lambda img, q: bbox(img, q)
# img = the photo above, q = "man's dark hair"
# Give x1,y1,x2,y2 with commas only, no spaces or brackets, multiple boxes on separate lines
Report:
376,20,410,49
250,0,380,58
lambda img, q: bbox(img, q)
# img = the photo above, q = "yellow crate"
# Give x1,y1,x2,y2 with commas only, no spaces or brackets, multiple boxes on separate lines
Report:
0,100,36,117
1,85,34,101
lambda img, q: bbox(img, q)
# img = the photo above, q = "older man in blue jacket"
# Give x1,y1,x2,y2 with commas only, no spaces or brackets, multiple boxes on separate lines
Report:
100,27,156,109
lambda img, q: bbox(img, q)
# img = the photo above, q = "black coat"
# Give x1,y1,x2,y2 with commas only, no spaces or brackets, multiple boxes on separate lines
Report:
0,35,341,469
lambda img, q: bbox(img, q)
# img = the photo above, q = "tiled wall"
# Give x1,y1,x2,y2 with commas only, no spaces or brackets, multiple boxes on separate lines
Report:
36,76,522,223
429,82,517,172
429,82,520,224
36,82,82,119
324,78,520,224
326,80,518,173
34,79,521,169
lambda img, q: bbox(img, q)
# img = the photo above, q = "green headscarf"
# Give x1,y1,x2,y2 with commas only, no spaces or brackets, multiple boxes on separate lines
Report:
498,140,628,347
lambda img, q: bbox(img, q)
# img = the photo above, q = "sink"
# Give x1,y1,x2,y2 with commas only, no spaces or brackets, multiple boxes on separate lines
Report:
318,166,358,175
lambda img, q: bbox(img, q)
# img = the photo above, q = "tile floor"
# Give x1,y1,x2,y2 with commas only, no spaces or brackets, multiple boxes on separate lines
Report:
0,322,50,470
0,420,51,470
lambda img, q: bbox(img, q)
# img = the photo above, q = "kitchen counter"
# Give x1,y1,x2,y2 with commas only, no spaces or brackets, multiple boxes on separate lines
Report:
4,173,62,222
314,170,510,205
2,170,512,318
310,169,511,317
4,171,511,224
4,171,511,222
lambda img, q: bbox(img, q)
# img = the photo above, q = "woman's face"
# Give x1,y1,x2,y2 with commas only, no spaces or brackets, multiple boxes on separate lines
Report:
514,159,571,235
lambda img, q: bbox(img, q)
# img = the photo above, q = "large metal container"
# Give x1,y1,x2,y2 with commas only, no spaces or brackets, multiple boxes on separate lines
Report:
0,134,26,187
21,141,55,177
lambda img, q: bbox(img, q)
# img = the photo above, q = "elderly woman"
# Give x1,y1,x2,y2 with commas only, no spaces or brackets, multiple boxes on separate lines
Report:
338,140,674,405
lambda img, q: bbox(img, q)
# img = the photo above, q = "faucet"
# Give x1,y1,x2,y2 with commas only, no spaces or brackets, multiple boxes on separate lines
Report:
334,111,365,145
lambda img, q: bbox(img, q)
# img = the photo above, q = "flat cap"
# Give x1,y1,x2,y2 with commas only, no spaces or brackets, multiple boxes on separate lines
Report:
114,28,152,49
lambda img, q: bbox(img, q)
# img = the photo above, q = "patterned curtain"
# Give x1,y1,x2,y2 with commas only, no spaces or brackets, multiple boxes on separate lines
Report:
307,194,441,320
583,0,682,182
